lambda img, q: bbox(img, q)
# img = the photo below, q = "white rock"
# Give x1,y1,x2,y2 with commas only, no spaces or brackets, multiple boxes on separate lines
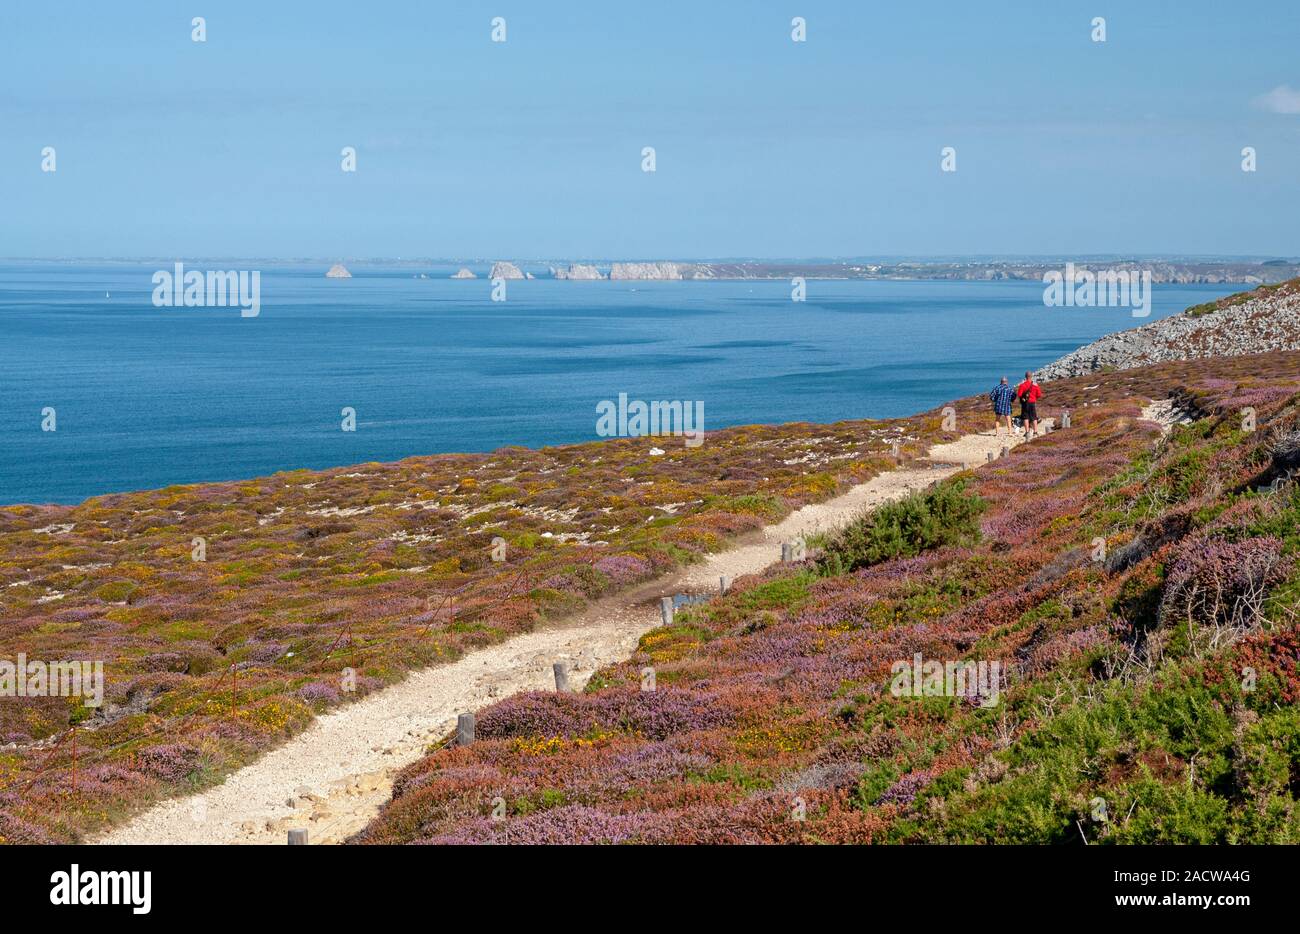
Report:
489,261,525,280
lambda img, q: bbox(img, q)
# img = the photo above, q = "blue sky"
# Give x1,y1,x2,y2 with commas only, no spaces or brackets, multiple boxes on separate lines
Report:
3,0,1298,258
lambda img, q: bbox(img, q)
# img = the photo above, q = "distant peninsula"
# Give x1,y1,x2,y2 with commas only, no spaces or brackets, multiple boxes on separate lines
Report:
461,258,1300,285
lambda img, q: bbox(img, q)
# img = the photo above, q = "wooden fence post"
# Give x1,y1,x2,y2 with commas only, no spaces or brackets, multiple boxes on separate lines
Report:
660,597,674,626
287,828,308,845
552,661,570,692
456,712,475,746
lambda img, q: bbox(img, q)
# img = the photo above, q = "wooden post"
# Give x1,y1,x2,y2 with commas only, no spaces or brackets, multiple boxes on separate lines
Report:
552,661,570,693
1061,410,1071,429
287,828,308,845
659,597,674,626
1001,446,1009,459
781,543,793,562
456,712,475,746
987,451,994,462
719,575,731,595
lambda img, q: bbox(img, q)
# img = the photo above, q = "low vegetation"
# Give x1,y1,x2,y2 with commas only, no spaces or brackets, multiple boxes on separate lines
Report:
817,479,985,576
352,351,1300,844
0,402,953,841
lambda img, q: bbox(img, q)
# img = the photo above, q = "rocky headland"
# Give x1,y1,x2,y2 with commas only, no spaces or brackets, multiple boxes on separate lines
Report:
1037,278,1300,380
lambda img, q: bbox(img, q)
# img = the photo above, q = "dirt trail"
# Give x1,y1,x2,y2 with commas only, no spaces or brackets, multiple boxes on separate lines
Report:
97,428,1033,845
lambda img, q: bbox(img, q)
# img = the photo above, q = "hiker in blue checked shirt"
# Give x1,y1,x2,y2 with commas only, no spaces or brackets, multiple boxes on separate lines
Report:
989,376,1016,438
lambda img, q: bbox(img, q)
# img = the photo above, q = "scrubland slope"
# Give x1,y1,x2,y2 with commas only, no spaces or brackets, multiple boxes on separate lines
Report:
354,352,1300,844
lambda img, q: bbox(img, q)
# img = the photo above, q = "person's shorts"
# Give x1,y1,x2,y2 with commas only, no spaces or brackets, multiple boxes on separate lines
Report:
993,403,1013,416
1021,402,1038,421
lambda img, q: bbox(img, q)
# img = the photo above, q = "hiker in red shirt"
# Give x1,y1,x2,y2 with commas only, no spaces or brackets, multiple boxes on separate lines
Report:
1015,371,1043,439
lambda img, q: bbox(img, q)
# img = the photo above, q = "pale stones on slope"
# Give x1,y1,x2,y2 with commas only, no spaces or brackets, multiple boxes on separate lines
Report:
1036,287,1300,380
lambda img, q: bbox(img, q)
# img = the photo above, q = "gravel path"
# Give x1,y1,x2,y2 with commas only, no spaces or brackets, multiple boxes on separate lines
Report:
96,429,1027,845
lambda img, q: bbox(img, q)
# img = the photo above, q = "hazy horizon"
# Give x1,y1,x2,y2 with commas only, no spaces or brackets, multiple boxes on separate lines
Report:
3,253,1297,265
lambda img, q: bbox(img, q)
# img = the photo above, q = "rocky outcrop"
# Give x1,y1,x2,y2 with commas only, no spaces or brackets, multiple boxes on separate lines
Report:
451,268,477,279
1037,279,1300,380
325,264,352,279
609,262,711,280
551,264,605,280
489,262,525,280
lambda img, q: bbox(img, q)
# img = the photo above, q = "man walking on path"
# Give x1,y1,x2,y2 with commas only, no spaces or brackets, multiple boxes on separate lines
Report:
989,377,1015,437
1016,371,1043,439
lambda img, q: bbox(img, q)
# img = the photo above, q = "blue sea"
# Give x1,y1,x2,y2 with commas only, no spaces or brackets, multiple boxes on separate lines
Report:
0,262,1238,505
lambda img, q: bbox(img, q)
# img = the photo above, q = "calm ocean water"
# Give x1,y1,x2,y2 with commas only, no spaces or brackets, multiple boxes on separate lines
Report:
0,262,1237,505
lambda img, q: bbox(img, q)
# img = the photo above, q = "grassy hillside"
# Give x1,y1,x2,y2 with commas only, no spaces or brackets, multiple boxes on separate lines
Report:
353,351,1300,844
1,404,958,842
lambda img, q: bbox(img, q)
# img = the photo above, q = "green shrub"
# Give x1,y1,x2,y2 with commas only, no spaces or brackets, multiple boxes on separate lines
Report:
817,479,986,575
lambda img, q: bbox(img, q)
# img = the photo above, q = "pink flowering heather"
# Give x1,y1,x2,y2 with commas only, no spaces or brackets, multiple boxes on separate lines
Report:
133,744,203,782
1158,535,1291,632
295,682,342,705
593,554,654,586
476,688,732,742
419,805,670,845
875,770,934,807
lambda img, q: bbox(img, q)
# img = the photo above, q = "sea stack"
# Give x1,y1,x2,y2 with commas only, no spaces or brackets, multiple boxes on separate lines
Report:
451,267,477,279
489,261,525,280
325,264,352,279
552,264,606,280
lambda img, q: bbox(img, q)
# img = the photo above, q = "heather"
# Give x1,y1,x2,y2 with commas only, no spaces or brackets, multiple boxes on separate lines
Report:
354,351,1300,844
0,404,954,841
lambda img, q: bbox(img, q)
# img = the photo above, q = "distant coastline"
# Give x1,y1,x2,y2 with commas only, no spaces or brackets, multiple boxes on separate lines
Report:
8,256,1299,285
